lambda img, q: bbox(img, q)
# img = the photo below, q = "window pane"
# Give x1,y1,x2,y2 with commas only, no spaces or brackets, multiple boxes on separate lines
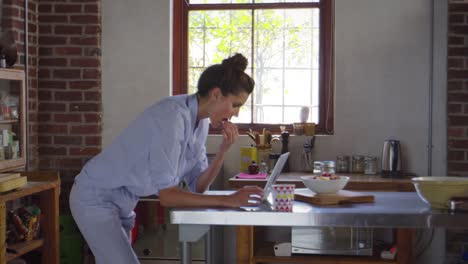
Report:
190,0,252,3
255,0,319,2
254,8,319,124
231,95,252,124
188,68,204,94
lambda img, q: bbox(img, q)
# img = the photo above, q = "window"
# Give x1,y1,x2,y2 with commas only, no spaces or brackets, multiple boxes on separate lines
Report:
173,0,334,134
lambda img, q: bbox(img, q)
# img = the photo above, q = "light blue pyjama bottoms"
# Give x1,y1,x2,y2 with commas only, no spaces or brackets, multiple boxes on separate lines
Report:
69,181,140,264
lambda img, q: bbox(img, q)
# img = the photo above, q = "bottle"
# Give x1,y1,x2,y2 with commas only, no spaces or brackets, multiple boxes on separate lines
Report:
280,130,290,172
0,54,6,68
248,161,259,174
259,160,268,174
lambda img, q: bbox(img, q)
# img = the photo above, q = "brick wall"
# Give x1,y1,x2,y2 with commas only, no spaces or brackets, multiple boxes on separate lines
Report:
1,0,40,170
448,1,468,176
37,0,102,209
447,1,468,263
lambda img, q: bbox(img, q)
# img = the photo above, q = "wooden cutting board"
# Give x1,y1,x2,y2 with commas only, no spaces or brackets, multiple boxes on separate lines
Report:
294,188,374,205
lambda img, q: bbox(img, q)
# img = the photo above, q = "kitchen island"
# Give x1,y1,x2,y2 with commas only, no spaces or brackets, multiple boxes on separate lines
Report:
170,190,468,264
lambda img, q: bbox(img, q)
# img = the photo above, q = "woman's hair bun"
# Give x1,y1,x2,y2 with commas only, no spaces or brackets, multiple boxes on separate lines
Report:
222,53,248,72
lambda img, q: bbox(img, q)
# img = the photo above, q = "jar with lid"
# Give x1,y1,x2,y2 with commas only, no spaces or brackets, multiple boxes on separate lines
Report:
320,161,335,176
352,155,364,173
336,155,350,173
364,156,377,175
313,161,323,175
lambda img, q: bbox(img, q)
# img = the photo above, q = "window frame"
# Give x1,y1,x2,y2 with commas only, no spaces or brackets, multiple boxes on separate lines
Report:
173,0,334,134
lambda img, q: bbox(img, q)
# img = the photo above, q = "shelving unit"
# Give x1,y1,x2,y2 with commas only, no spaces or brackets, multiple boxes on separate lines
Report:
0,68,26,173
0,171,60,264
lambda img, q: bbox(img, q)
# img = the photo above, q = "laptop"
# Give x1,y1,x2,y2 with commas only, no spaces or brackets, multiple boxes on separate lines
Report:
243,152,290,210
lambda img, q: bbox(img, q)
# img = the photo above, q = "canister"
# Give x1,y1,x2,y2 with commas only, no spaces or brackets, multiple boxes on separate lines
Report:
364,156,377,175
336,155,350,173
240,146,257,173
352,155,364,173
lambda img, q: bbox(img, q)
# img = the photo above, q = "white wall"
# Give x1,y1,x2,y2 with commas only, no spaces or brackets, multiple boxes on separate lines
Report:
102,0,172,145
102,0,447,263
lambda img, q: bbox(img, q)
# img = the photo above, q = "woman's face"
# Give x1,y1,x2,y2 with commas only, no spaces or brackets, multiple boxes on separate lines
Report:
209,91,249,128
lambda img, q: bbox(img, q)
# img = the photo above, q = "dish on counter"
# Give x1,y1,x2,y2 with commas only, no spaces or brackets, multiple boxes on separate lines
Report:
411,176,468,209
301,175,350,194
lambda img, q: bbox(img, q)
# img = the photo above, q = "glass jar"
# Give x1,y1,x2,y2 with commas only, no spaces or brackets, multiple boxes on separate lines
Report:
320,161,335,176
268,153,281,174
313,161,323,175
364,156,377,175
336,155,350,173
352,155,364,173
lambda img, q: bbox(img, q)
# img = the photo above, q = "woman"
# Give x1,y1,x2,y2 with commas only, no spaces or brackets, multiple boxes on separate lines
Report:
69,53,264,263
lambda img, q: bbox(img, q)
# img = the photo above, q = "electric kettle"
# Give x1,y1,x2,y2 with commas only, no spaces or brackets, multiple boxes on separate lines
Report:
381,139,402,178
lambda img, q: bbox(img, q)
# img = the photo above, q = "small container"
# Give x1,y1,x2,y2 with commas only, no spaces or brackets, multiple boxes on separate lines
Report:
268,153,281,173
321,161,336,176
364,156,377,175
313,161,323,175
352,155,365,173
336,155,350,173
259,160,268,174
0,55,6,68
248,161,259,174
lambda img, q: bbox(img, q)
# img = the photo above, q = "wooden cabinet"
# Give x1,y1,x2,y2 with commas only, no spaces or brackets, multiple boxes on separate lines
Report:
0,171,60,264
0,69,26,172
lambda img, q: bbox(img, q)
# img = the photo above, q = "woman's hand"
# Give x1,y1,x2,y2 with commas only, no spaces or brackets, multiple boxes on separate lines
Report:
219,120,239,153
222,186,264,207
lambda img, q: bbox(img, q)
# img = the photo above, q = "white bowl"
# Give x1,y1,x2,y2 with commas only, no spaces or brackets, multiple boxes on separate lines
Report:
301,176,350,194
411,176,468,208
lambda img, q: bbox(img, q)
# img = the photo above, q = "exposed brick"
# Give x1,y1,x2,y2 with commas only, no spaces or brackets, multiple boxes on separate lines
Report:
38,4,52,13
38,91,52,101
83,47,101,56
39,25,52,34
449,139,468,149
37,113,51,122
83,69,100,79
39,47,53,56
450,4,468,12
448,151,465,161
38,103,66,112
3,6,20,17
85,136,101,146
449,127,465,137
55,4,82,13
70,15,99,24
53,69,81,79
69,103,100,112
450,14,465,24
38,69,50,79
84,25,100,34
70,81,99,90
448,162,468,172
38,136,52,145
55,91,83,101
38,146,67,156
40,15,68,23
70,37,99,46
55,25,83,35
54,47,82,56
84,113,101,123
84,4,99,13
448,48,468,56
449,58,465,69
70,125,100,135
54,114,82,123
449,116,468,126
449,103,463,113
56,158,84,169
70,58,100,67
54,136,82,145
448,93,468,102
39,81,67,89
39,58,67,67
69,147,100,156
84,91,100,101
39,36,66,46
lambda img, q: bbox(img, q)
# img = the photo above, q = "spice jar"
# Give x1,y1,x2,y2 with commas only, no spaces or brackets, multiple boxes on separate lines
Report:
364,156,377,175
336,155,350,173
313,161,323,175
352,155,364,173
321,161,336,176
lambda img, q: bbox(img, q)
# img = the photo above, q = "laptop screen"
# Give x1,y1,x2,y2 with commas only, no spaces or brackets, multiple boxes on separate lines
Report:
262,152,290,202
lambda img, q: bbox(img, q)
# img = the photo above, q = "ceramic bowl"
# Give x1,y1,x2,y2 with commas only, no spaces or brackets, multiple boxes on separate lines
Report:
300,176,349,194
411,176,468,209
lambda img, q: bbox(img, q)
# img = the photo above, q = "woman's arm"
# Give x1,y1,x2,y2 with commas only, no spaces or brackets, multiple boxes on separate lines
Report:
195,121,238,193
159,185,263,208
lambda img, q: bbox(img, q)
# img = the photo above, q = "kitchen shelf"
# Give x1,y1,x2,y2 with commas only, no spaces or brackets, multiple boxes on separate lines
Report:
0,120,18,124
6,238,44,261
0,171,60,264
253,243,396,264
